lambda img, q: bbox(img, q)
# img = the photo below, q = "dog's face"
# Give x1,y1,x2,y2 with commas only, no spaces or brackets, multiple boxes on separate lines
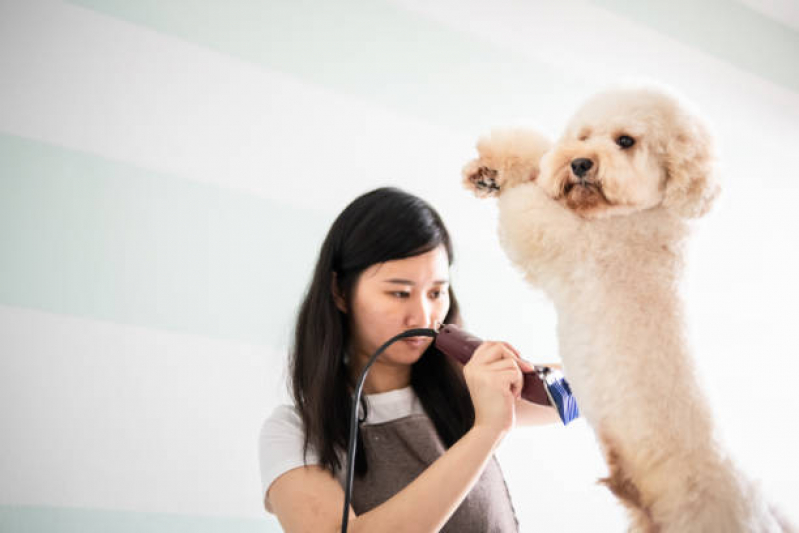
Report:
537,88,719,219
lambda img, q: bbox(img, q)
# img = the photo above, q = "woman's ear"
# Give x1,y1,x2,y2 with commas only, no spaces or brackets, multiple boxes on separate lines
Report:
331,272,347,313
662,108,720,219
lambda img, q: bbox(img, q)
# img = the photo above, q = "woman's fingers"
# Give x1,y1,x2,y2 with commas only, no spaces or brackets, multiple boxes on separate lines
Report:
465,341,529,401
499,341,535,373
464,342,528,435
485,357,522,372
485,359,525,398
471,341,535,374
471,341,519,364
501,341,521,359
469,341,505,364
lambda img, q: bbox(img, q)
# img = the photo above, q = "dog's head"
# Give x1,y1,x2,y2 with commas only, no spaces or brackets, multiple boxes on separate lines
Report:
537,86,720,219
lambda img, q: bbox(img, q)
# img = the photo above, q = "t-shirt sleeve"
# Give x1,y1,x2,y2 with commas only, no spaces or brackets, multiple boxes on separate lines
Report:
258,404,322,513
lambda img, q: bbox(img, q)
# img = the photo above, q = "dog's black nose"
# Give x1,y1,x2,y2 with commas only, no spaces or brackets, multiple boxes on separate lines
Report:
571,158,593,177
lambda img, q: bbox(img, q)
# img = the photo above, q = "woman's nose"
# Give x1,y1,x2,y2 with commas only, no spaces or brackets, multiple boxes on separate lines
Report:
406,296,433,327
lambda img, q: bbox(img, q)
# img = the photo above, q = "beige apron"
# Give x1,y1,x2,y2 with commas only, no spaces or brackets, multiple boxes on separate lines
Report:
349,413,520,532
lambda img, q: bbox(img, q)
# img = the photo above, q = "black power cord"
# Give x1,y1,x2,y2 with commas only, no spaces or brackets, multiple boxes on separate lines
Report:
340,327,438,533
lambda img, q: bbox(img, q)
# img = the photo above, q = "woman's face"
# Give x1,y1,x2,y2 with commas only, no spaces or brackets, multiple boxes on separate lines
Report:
341,245,451,368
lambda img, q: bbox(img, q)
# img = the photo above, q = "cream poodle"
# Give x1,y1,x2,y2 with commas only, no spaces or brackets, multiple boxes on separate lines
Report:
462,85,795,532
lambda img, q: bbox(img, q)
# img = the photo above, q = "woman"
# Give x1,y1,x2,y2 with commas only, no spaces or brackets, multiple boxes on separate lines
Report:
259,187,560,532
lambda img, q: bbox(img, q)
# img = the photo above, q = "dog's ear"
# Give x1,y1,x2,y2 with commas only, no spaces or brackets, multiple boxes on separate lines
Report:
462,129,551,198
662,111,720,218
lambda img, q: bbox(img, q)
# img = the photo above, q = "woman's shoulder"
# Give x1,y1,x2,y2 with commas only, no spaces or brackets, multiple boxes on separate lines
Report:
258,403,313,456
258,403,323,509
260,403,303,435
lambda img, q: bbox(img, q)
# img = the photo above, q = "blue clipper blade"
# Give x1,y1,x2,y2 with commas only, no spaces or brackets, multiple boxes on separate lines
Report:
543,371,580,425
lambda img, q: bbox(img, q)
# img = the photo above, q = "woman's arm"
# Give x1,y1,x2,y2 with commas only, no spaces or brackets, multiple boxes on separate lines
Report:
515,361,563,426
354,423,504,532
514,396,561,426
498,342,563,427
270,423,505,533
270,342,523,533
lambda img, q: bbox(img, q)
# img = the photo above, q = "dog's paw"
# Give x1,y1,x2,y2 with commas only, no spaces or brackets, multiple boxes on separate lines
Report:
461,128,552,198
462,160,502,198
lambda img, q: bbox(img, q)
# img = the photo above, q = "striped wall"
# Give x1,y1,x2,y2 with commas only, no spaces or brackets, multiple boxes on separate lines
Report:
1,0,797,530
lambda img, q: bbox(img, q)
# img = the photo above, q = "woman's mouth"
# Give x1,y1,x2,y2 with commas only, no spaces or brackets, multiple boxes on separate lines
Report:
402,337,428,348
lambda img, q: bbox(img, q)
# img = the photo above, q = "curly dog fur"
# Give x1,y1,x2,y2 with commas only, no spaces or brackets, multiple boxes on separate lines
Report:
462,85,795,533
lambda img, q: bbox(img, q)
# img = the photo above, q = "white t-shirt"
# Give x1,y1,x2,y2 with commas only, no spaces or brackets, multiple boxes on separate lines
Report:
258,386,425,513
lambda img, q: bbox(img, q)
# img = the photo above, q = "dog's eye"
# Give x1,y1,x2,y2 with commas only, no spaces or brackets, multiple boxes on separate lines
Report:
616,135,635,149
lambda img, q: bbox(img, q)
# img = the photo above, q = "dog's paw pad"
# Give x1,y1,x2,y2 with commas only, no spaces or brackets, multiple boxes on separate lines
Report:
468,166,501,195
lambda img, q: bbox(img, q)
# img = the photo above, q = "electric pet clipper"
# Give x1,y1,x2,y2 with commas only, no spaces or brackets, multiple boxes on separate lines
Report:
434,324,580,425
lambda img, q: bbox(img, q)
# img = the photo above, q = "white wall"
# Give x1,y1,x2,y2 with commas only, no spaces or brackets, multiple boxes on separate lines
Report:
1,0,797,530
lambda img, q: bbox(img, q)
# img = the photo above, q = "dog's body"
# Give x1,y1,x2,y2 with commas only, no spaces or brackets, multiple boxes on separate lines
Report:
463,87,794,532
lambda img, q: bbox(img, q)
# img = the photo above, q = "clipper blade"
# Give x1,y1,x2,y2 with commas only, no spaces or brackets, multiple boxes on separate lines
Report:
540,369,581,425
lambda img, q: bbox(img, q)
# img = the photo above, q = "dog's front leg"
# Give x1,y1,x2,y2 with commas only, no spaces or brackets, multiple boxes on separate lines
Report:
496,182,588,289
462,127,586,288
462,128,552,198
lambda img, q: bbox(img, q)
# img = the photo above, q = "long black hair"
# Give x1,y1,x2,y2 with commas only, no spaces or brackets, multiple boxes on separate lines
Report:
289,187,475,476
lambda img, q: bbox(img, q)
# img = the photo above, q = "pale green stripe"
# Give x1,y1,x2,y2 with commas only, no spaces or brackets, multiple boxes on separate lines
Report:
67,0,799,104
0,505,279,533
588,0,799,92
66,0,576,129
0,133,330,344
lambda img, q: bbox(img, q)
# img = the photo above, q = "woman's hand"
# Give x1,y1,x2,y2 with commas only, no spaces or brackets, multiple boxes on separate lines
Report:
462,341,535,438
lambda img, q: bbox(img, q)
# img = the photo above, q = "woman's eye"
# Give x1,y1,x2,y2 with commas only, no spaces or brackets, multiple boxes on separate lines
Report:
616,135,635,149
392,291,410,299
